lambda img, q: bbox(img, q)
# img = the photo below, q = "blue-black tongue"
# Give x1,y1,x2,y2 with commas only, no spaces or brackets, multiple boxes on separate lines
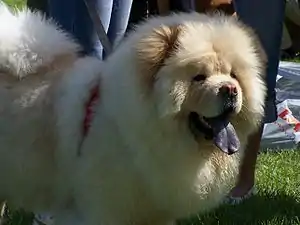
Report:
204,117,240,155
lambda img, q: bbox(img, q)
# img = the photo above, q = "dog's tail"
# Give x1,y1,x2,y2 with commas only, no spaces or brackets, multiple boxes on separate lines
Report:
0,3,80,79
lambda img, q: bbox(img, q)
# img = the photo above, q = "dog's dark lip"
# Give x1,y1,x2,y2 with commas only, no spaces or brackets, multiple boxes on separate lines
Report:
188,111,240,155
189,112,214,140
189,111,231,139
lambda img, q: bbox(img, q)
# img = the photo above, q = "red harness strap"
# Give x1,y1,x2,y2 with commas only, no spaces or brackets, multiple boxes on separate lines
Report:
83,85,100,137
78,85,100,156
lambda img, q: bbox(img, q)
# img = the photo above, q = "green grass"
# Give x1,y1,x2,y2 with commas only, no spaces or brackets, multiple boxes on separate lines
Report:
179,150,300,225
3,209,33,225
1,0,25,8
3,150,300,225
285,58,300,63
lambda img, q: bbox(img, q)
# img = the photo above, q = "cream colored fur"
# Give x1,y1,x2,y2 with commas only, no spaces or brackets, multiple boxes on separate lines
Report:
0,4,266,225
0,3,79,78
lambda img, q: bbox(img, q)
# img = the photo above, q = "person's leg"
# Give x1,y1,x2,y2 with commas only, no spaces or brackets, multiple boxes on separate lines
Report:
285,0,300,27
281,23,293,50
27,0,48,13
229,0,284,199
73,0,113,58
170,0,195,12
280,23,298,60
148,0,159,15
157,0,170,15
127,0,149,32
0,202,6,225
229,127,263,198
105,0,133,58
47,0,76,34
48,0,113,58
195,0,235,14
127,0,160,33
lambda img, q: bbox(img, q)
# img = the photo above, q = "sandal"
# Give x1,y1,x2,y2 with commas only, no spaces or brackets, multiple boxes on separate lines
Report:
33,213,55,225
224,185,257,205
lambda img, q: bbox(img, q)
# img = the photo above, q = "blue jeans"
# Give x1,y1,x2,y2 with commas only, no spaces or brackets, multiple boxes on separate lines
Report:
48,0,132,59
234,0,285,123
170,0,195,12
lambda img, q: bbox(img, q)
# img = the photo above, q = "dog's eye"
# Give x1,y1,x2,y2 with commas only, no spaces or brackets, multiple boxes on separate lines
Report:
230,72,237,79
192,74,206,82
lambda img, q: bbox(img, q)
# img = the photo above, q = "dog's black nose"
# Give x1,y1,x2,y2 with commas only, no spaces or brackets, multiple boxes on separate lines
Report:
219,83,238,113
219,83,238,98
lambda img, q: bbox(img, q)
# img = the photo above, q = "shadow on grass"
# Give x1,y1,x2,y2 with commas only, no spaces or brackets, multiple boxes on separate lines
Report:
3,208,33,225
3,193,300,225
179,193,300,225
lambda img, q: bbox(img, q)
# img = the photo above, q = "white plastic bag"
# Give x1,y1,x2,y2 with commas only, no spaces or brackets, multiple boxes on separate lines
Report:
261,61,300,149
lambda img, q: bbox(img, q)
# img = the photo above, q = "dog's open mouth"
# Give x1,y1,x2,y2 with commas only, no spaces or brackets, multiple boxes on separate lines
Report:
189,111,240,155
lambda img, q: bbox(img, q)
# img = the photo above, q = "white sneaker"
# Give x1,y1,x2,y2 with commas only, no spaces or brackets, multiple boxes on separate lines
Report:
224,185,257,205
32,213,55,225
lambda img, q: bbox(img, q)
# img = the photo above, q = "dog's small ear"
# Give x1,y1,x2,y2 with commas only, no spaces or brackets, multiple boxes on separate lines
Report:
136,24,182,88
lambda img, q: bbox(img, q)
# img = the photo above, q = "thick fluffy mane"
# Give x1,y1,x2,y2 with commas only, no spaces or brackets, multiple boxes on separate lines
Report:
0,3,80,78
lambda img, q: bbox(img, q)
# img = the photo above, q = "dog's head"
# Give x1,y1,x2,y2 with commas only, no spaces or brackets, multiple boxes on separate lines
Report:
136,13,266,154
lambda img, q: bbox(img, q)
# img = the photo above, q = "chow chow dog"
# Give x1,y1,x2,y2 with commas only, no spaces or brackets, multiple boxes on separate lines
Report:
0,4,266,225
